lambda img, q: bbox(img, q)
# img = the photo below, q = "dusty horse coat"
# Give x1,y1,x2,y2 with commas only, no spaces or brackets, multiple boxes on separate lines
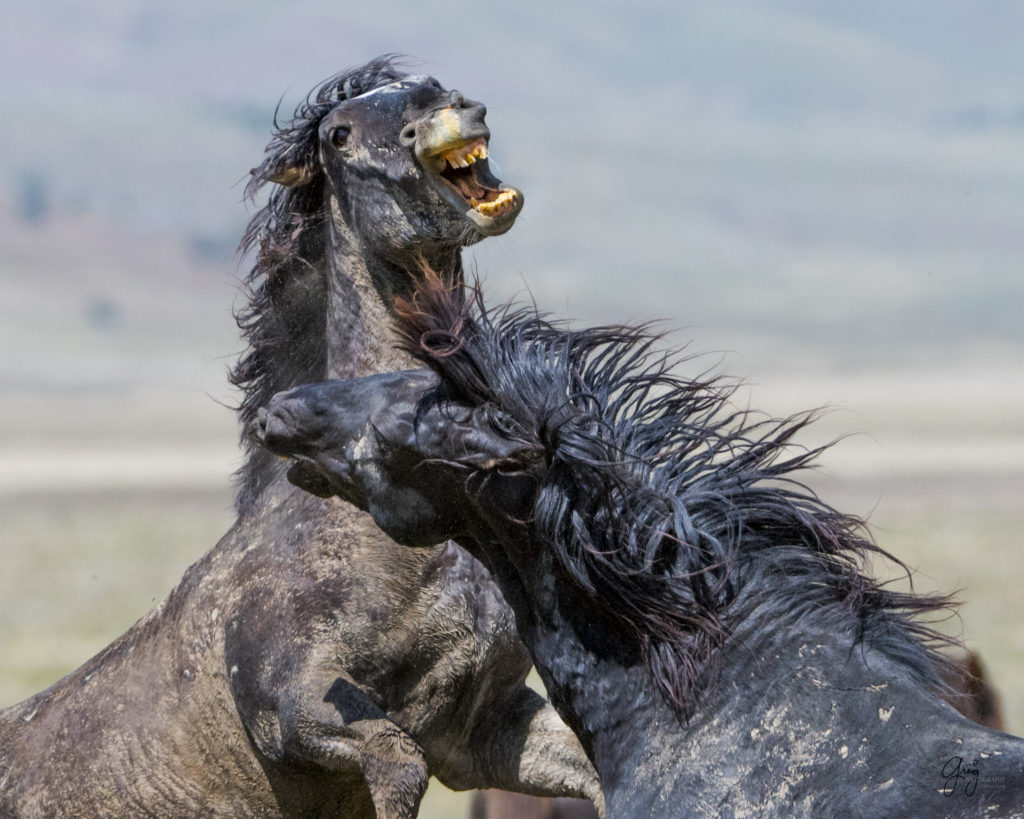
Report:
0,61,596,818
257,279,1024,817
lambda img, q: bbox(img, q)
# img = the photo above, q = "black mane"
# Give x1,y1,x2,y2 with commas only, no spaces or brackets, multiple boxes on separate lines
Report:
396,277,958,719
231,56,410,510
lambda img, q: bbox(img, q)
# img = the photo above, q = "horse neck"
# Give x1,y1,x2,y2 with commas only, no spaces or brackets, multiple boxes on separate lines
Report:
323,195,463,379
471,539,683,801
474,538,964,813
232,197,466,511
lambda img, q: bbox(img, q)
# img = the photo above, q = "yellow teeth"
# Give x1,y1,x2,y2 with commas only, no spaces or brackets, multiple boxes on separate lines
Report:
473,189,519,217
439,139,488,169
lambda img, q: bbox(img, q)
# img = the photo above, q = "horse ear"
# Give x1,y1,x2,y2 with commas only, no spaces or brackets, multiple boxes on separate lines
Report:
258,163,314,188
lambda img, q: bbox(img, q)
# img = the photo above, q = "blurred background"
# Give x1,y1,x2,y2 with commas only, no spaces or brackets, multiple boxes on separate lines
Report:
1,1,1022,814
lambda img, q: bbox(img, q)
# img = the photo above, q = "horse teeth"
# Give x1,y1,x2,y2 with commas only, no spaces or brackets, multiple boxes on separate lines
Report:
475,190,517,217
440,140,488,169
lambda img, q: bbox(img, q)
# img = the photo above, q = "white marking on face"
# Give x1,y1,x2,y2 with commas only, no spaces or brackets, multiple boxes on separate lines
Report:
350,76,436,101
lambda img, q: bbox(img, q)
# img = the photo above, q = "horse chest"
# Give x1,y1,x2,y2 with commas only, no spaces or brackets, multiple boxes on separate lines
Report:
345,547,527,717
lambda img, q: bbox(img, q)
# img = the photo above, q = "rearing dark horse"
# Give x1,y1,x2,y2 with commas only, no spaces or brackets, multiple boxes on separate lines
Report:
258,276,1024,817
0,59,597,818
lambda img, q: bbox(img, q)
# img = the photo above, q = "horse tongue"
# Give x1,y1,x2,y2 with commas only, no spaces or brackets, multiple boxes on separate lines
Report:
451,173,486,203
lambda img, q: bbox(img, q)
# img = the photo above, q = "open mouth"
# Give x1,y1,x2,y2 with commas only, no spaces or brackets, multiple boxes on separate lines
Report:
421,136,523,233
434,138,521,219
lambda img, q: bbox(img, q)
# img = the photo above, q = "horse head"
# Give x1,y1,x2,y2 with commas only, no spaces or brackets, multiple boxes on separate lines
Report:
255,368,541,548
251,58,524,268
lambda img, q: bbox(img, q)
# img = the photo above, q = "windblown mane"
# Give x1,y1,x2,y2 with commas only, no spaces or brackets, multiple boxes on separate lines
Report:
395,274,958,720
231,56,410,510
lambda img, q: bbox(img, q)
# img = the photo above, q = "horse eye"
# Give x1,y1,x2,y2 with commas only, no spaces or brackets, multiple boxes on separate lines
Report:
331,126,351,148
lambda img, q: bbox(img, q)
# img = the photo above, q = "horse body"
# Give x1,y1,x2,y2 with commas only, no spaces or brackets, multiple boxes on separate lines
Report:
524,570,1024,817
256,278,1024,816
454,499,1024,817
1,485,557,818
0,548,271,817
1,61,598,818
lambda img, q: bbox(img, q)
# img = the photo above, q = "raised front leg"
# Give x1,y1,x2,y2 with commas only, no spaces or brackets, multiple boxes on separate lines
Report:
282,677,428,818
434,686,604,818
275,674,429,819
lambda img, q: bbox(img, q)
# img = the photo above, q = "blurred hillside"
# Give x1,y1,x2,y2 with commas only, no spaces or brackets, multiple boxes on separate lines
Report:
2,1,1023,383
0,204,238,396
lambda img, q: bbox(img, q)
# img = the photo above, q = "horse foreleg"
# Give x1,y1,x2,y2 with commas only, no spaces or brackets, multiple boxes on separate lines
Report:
439,686,605,818
278,675,428,819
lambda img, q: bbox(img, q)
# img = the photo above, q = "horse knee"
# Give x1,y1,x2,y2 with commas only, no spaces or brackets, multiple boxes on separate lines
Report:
276,681,428,817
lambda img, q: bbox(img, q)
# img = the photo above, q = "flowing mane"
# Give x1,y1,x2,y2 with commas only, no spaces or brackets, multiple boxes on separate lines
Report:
395,274,958,719
231,56,410,509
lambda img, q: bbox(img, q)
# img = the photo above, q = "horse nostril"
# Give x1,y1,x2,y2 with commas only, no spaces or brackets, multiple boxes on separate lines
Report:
400,123,417,146
461,98,486,119
256,403,304,451
449,91,465,108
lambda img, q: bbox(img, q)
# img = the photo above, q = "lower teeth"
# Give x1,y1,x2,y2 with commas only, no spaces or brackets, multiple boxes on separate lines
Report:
475,190,518,216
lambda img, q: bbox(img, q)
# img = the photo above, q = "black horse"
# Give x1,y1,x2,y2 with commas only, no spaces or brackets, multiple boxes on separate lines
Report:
258,275,1024,818
0,60,597,818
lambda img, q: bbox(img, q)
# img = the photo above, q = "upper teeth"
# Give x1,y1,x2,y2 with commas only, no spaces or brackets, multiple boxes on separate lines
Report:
441,140,488,169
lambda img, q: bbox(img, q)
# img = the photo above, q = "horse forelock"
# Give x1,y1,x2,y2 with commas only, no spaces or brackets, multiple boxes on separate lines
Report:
397,276,960,720
244,55,412,206
231,56,413,511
